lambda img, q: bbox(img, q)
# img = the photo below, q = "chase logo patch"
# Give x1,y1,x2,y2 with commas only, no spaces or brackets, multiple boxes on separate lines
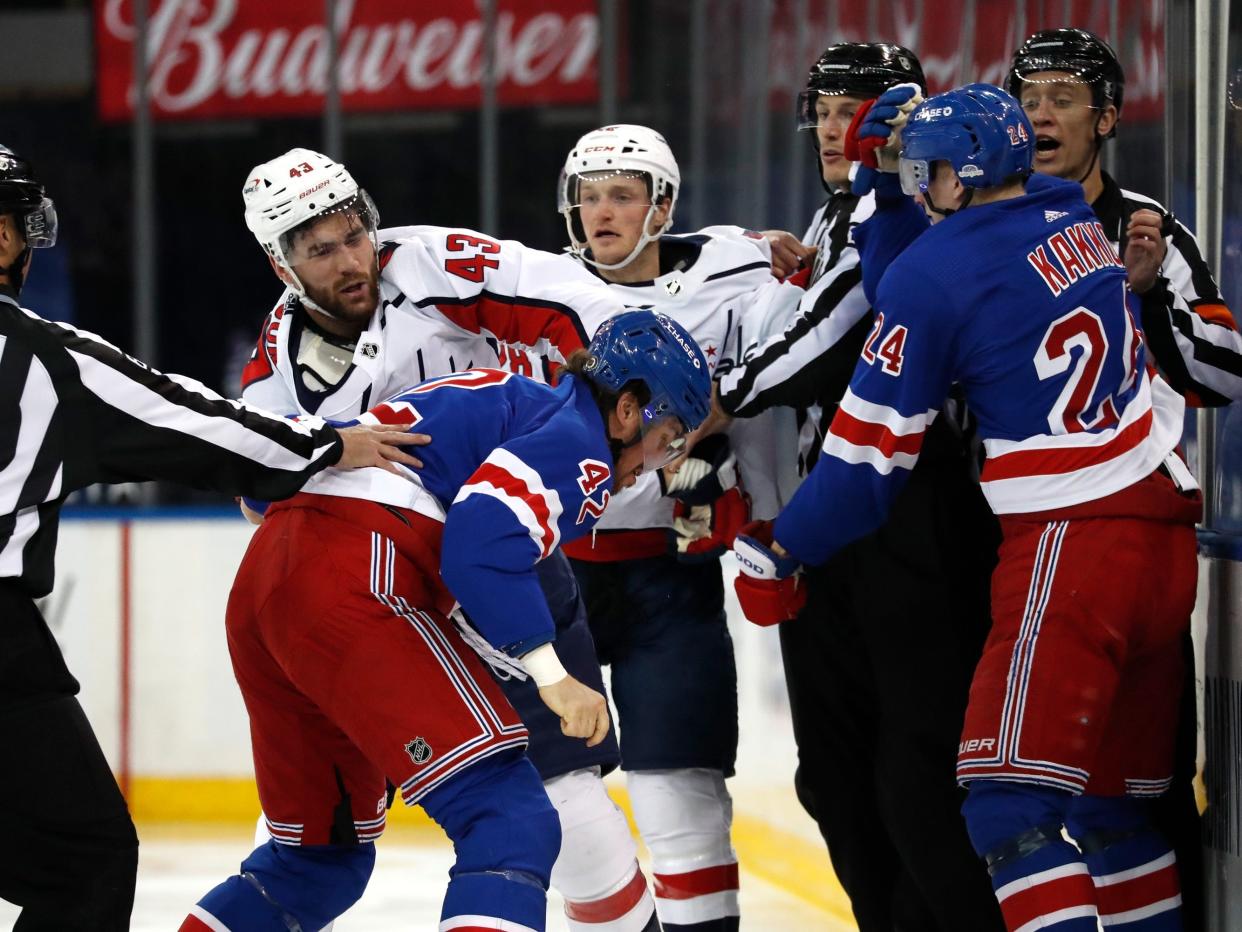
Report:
405,737,433,765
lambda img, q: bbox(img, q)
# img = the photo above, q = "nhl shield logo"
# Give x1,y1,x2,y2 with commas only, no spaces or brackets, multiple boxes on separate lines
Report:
360,341,379,359
664,278,683,296
405,737,433,765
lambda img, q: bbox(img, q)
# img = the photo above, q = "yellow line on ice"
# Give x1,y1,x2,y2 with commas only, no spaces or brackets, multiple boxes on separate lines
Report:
730,810,857,925
129,776,857,927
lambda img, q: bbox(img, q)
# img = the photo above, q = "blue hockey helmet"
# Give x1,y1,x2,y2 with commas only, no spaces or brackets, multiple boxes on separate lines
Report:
899,83,1035,197
583,310,711,467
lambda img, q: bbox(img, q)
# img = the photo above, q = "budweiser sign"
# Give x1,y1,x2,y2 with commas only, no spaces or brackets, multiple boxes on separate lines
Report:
765,0,1165,123
96,0,601,120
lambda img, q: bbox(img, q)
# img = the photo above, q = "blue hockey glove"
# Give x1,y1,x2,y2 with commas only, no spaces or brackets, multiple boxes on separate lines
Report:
845,82,924,195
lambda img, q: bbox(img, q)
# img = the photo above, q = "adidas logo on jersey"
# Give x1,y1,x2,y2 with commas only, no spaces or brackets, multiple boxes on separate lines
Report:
1045,210,1068,222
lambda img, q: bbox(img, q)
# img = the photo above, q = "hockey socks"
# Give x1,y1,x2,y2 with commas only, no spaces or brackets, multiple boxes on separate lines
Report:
545,769,661,932
628,770,740,932
438,870,548,932
421,752,561,932
1067,797,1183,930
987,838,1099,931
179,840,375,932
652,862,740,931
560,859,660,931
964,782,1097,932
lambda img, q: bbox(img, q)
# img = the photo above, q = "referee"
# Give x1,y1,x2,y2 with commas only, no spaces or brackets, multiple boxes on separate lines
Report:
0,144,424,931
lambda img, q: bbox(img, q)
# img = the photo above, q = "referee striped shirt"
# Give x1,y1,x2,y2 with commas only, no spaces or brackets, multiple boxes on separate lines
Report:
717,190,876,475
1095,172,1242,406
0,288,343,597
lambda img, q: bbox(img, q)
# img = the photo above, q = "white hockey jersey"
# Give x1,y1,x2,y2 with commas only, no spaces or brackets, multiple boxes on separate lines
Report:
241,225,625,422
571,227,806,542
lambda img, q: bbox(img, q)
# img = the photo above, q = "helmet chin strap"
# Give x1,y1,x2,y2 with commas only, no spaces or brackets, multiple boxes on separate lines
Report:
569,203,663,272
280,256,377,322
1078,113,1105,185
922,185,973,219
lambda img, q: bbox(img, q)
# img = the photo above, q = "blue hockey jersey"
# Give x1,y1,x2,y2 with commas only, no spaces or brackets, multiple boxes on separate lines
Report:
774,175,1189,566
301,369,614,655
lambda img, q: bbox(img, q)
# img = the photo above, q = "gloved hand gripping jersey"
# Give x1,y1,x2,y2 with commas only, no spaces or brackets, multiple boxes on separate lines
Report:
732,520,807,626
661,434,751,563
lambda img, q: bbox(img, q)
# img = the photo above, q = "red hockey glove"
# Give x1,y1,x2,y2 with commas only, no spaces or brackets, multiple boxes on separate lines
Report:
843,98,883,168
671,486,752,563
732,520,807,627
844,83,925,195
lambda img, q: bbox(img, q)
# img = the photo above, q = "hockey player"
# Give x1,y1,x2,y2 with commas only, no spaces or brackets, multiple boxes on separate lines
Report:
736,85,1199,932
237,148,665,931
181,310,711,932
0,144,423,932
716,45,1005,930
1008,32,1240,927
557,123,808,931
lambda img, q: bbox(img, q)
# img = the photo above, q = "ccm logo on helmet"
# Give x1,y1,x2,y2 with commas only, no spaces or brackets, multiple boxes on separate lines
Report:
583,145,617,154
916,106,954,120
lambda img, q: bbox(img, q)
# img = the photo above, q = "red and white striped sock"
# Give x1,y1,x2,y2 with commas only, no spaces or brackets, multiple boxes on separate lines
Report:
652,859,739,930
562,860,659,931
1090,850,1182,930
991,846,1099,931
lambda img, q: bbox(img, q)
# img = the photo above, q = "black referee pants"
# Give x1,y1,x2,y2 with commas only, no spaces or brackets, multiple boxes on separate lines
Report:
780,450,1004,932
0,584,138,931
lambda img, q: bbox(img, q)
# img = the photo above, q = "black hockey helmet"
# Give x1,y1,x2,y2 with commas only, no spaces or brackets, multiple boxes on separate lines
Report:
797,43,927,131
1006,28,1125,133
0,144,57,295
0,145,56,249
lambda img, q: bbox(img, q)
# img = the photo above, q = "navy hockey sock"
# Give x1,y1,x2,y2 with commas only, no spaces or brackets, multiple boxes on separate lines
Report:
1067,796,1182,930
963,782,1097,931
420,750,560,931
181,840,373,932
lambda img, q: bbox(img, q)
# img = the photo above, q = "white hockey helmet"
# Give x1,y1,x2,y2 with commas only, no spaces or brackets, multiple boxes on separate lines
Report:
557,124,680,270
242,147,380,295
